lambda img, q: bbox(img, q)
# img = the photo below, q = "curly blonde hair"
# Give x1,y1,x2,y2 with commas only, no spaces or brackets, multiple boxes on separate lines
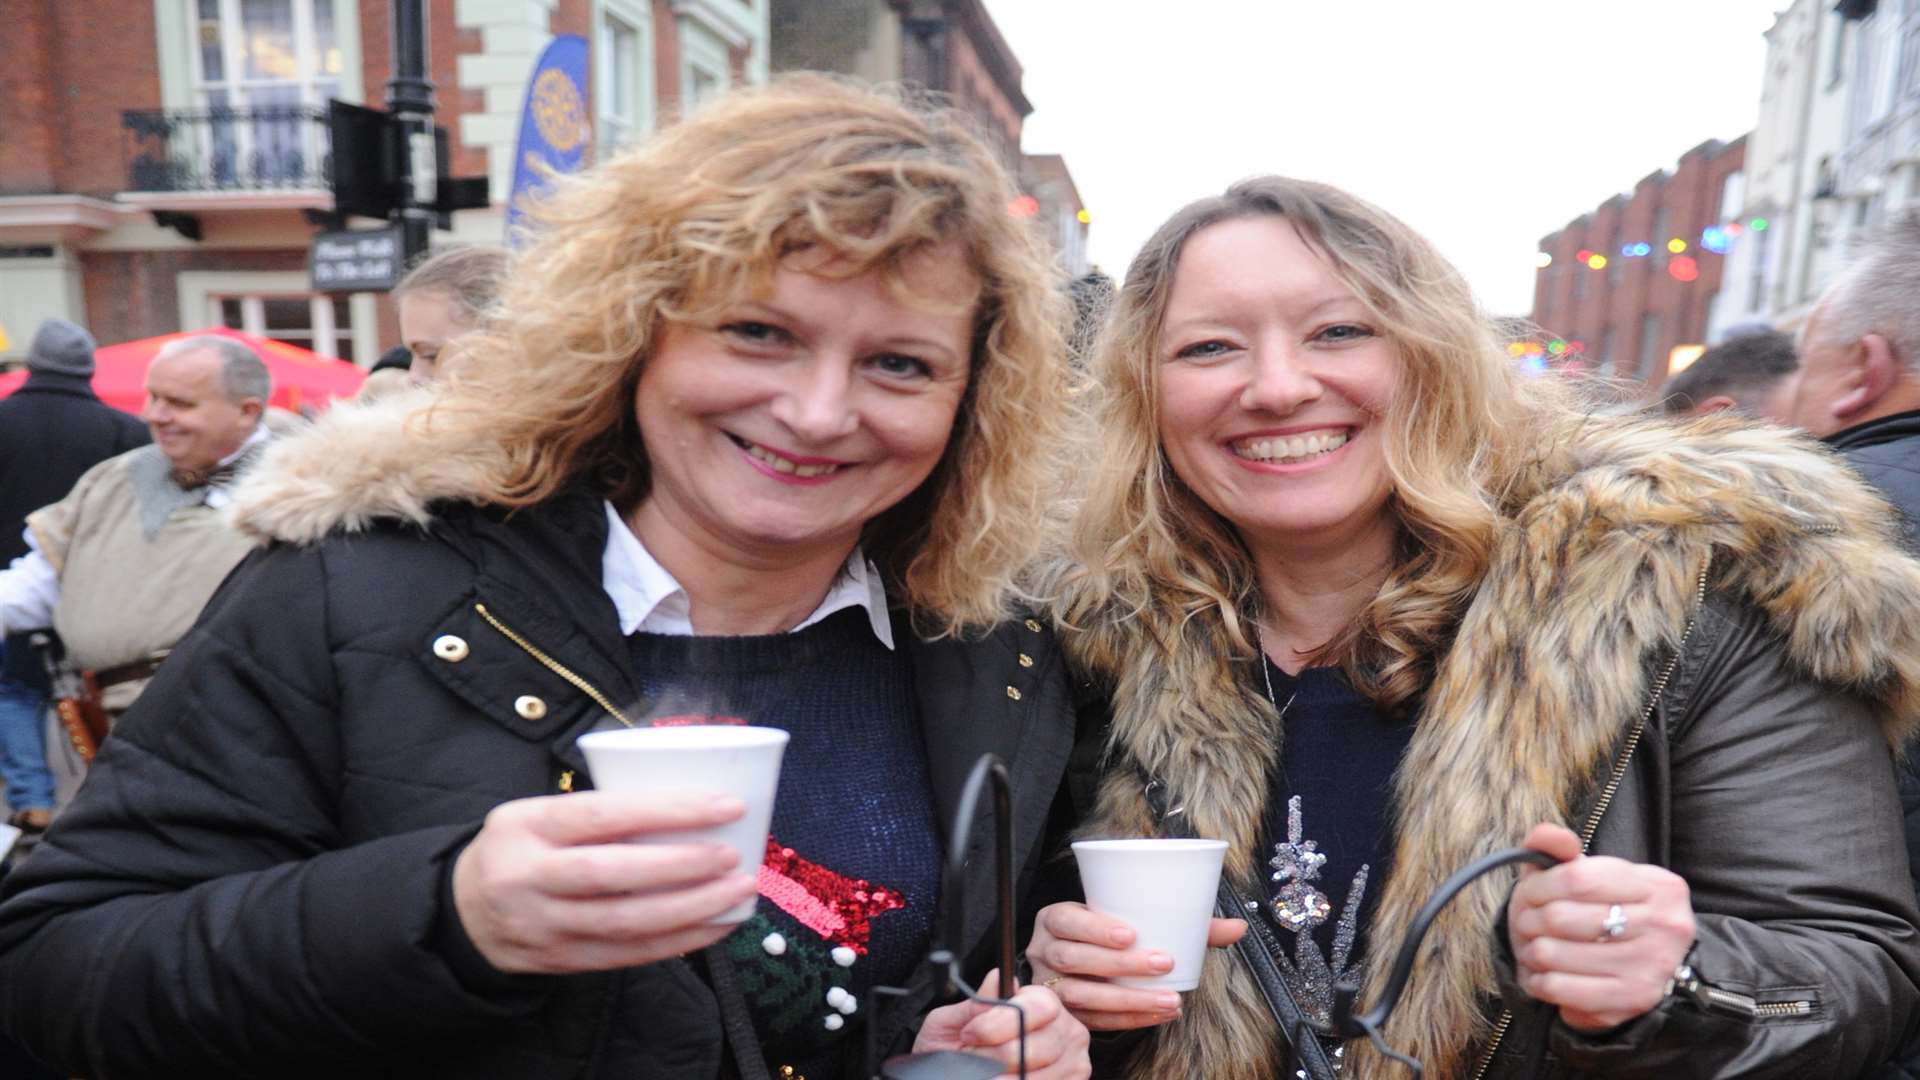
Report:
418,75,1068,634
1054,176,1586,712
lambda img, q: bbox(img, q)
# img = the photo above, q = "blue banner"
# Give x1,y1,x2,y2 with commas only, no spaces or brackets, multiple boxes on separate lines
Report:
504,34,591,245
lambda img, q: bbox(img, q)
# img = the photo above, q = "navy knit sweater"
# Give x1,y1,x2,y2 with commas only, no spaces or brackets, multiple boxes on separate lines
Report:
1257,662,1414,991
625,607,940,1080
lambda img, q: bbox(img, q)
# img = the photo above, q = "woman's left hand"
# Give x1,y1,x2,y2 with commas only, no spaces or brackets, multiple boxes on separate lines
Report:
1507,823,1697,1033
913,969,1091,1080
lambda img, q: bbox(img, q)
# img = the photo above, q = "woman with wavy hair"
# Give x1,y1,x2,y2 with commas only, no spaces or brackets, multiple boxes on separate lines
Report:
1025,177,1920,1078
0,77,1089,1080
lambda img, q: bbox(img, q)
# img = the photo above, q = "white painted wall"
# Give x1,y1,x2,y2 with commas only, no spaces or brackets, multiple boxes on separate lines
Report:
455,0,559,204
0,248,87,362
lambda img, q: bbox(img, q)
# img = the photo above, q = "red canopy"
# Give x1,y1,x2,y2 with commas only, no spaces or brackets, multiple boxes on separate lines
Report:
0,327,365,415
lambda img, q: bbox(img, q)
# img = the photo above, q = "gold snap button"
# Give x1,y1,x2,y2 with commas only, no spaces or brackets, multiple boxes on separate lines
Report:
514,695,548,721
432,634,470,662
1005,686,1022,701
1024,618,1042,632
1018,653,1034,668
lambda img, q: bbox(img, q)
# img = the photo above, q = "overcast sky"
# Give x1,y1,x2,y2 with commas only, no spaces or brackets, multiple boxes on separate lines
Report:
983,1,1780,315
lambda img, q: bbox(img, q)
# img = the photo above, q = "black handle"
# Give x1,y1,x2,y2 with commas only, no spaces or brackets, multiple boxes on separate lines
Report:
870,754,1027,1079
1329,846,1565,1078
940,754,1019,999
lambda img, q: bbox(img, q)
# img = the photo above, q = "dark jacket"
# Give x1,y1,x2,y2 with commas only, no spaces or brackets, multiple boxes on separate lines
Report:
0,491,1077,1079
0,369,149,563
1832,410,1920,551
1477,593,1920,1078
1060,417,1920,1080
0,370,148,685
1831,410,1920,1078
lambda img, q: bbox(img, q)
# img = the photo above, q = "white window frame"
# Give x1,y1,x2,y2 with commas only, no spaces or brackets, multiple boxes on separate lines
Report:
679,18,733,112
189,0,348,110
155,0,362,110
179,0,351,190
177,270,378,365
595,0,656,151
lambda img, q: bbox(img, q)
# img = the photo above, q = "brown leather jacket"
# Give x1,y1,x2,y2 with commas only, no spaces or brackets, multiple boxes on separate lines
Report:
1478,593,1920,1078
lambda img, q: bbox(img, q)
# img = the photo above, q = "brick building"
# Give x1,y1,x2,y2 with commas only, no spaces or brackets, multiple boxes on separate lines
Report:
1529,136,1747,388
772,0,1023,161
0,0,768,364
1020,152,1088,276
770,0,1089,273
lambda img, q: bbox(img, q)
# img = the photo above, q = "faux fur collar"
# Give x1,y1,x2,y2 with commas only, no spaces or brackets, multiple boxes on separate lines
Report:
1071,416,1920,1080
229,387,509,545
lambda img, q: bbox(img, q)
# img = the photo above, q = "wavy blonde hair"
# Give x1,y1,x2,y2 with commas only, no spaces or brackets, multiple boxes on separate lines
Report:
416,75,1068,634
1055,176,1588,711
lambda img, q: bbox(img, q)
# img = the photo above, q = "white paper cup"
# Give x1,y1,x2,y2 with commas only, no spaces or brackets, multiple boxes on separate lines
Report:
577,725,789,924
1072,838,1229,991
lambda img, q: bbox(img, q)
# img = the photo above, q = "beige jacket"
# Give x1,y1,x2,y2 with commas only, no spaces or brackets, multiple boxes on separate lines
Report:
28,446,256,708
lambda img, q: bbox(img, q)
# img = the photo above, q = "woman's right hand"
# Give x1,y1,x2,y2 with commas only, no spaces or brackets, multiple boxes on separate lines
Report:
451,790,758,974
1025,902,1247,1031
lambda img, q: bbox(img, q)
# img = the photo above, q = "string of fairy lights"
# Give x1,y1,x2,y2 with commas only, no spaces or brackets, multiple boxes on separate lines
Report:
1536,216,1770,278
1511,216,1773,370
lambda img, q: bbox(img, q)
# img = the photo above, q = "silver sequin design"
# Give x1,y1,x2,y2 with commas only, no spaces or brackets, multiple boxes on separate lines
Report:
1265,795,1370,1032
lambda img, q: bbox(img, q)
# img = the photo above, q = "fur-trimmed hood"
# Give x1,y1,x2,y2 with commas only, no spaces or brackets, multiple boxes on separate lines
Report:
1068,415,1920,1080
230,387,504,544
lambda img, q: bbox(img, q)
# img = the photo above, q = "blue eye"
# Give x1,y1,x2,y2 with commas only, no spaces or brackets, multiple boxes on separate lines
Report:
1175,340,1232,360
1318,324,1374,343
720,321,789,345
870,353,932,378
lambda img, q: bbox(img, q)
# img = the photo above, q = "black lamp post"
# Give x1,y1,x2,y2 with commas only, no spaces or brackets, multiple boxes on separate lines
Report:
386,0,436,264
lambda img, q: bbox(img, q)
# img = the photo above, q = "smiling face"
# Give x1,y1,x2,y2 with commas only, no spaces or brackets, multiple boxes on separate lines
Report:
1155,216,1401,555
142,346,262,476
629,245,977,567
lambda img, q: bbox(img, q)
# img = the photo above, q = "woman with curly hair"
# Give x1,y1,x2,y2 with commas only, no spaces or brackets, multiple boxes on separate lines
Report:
0,77,1088,1080
1025,177,1920,1078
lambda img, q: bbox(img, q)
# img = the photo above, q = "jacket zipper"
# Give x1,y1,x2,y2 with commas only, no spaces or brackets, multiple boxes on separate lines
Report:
1667,964,1815,1020
472,603,637,728
1469,561,1711,1080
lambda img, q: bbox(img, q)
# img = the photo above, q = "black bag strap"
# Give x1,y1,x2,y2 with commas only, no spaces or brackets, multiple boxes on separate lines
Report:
1142,775,1340,1080
703,945,773,1080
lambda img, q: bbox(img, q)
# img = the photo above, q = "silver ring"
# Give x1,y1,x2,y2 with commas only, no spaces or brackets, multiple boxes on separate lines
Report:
1602,903,1628,940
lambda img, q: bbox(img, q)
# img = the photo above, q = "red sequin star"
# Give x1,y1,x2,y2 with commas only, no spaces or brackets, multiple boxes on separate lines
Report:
757,837,905,955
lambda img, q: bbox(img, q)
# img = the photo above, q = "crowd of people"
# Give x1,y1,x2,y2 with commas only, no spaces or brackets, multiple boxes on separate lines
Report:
1,74,1919,1079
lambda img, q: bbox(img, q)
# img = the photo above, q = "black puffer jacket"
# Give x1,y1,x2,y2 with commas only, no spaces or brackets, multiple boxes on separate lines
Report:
0,492,1076,1079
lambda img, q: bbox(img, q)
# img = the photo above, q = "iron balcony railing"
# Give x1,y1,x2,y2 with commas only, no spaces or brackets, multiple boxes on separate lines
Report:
122,105,331,193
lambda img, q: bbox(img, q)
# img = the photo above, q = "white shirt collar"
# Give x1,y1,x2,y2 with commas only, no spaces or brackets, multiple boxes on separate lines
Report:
202,425,271,510
600,501,894,649
216,423,270,470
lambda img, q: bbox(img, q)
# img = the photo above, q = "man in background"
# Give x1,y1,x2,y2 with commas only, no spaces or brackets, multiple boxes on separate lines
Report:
0,335,271,796
1779,220,1920,1080
0,320,147,836
1784,218,1920,544
1658,328,1799,420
